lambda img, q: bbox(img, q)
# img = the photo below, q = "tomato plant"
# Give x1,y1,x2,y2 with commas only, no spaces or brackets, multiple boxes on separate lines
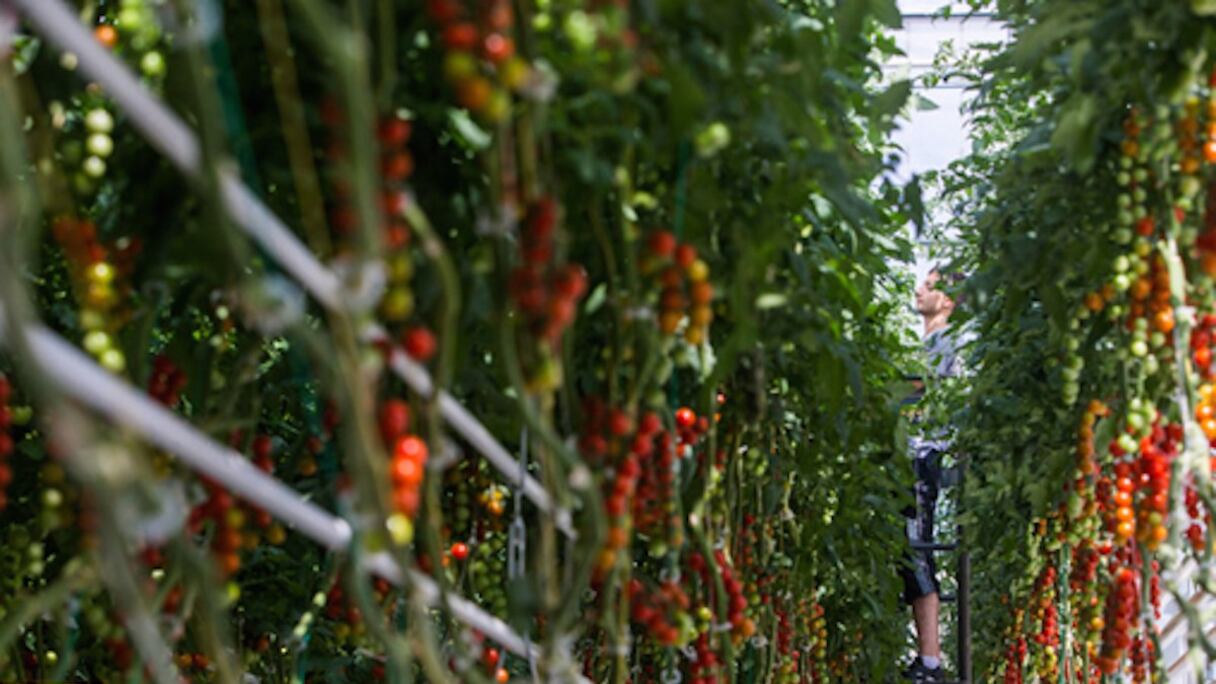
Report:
0,0,931,682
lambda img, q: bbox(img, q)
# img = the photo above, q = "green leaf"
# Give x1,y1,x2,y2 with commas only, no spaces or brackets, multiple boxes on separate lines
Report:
873,79,911,119
447,109,491,150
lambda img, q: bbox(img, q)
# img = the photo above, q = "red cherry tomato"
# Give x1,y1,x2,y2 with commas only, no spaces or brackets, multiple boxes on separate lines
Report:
394,435,429,464
403,327,437,362
675,407,696,429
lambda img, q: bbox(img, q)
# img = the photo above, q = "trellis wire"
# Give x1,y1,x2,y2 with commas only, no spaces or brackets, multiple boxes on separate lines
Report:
2,0,574,538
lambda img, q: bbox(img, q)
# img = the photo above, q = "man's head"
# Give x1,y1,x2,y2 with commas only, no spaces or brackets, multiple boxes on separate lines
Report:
915,268,958,319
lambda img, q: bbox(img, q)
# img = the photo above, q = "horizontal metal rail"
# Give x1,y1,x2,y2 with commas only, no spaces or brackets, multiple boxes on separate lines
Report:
910,541,958,552
5,0,573,539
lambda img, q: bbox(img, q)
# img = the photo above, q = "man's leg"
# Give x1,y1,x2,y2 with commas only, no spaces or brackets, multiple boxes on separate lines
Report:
910,451,943,675
912,592,941,659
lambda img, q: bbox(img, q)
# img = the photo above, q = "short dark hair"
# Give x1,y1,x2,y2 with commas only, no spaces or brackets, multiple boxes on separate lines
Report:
928,263,967,307
928,263,966,285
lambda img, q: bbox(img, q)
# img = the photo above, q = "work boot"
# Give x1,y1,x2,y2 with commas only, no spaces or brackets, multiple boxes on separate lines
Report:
903,657,944,683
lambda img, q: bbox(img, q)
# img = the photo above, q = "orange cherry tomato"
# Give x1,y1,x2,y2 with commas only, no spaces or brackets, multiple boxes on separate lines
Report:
94,25,119,48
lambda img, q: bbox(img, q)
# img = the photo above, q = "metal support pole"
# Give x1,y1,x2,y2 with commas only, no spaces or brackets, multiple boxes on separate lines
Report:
957,540,971,684
956,456,971,684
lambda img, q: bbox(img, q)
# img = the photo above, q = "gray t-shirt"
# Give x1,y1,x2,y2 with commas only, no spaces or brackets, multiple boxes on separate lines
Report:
924,327,964,380
911,326,966,459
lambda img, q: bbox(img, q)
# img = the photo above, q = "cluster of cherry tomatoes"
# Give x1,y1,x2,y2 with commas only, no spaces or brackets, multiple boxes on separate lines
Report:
772,603,801,683
628,577,692,647
801,601,828,682
1030,565,1059,679
1127,634,1155,684
426,0,528,122
508,196,589,390
1184,480,1209,552
379,399,427,543
378,116,421,326
645,229,714,346
578,399,650,576
688,631,723,684
92,0,167,81
1095,560,1140,674
713,548,755,641
51,217,136,373
466,642,509,683
631,426,678,547
1068,543,1103,647
1001,633,1027,684
146,355,187,408
323,581,367,644
1190,314,1216,379
62,105,119,195
1109,419,1178,550
191,476,244,579
468,524,508,616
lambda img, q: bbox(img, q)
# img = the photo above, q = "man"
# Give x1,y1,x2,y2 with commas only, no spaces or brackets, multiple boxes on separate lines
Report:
901,267,964,683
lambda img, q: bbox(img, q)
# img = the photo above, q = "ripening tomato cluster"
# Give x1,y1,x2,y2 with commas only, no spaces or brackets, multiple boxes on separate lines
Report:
1118,113,1151,242
173,652,211,681
1069,543,1102,642
1122,254,1176,377
1002,636,1027,684
509,197,589,342
381,399,427,540
1176,98,1210,179
645,229,715,346
63,107,120,195
1096,563,1140,674
379,116,423,330
0,374,13,512
475,644,510,683
1128,634,1154,684
469,526,508,615
1030,565,1060,679
1184,481,1209,552
90,0,167,82
191,478,244,578
595,443,637,569
628,577,692,646
688,632,723,684
631,426,678,544
685,551,726,681
1190,315,1216,380
427,0,529,122
713,549,755,641
323,581,366,643
146,355,187,408
773,604,798,682
51,217,140,374
801,601,828,681
579,400,652,576
1125,421,1178,550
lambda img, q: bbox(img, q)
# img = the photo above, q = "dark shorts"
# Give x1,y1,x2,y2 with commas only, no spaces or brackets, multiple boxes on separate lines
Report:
899,451,941,604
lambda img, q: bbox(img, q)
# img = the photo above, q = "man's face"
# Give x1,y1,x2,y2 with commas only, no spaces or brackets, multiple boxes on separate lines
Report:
915,270,953,317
